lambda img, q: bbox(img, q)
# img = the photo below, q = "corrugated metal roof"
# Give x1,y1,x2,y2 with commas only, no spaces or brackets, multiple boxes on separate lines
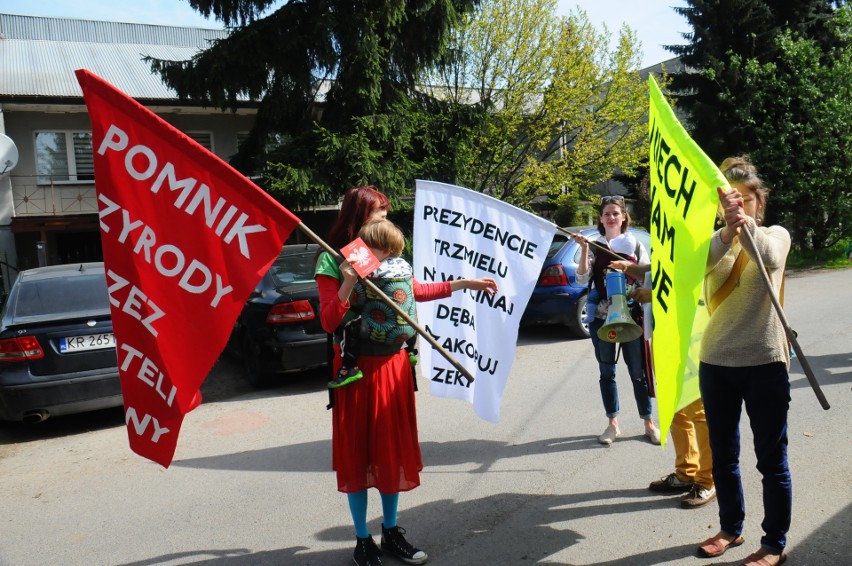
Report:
0,13,230,101
0,13,226,45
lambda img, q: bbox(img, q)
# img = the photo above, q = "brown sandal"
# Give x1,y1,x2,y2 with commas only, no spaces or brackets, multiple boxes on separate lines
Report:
697,533,745,558
741,548,787,566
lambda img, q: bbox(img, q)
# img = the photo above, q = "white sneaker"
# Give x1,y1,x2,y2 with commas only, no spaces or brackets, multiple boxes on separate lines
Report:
645,424,661,445
681,485,717,508
599,425,620,445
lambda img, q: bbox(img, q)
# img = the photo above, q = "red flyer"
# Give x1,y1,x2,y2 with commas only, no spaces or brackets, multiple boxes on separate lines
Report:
341,237,381,277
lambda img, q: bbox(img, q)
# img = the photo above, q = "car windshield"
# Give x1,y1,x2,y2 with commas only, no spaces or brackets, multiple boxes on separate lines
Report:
269,250,317,286
546,235,569,259
14,274,109,318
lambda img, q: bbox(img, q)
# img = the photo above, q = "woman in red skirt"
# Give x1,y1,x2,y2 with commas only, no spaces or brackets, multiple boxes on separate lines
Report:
315,186,497,566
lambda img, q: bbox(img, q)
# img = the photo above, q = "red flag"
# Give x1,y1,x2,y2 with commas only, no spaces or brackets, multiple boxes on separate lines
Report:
75,69,300,467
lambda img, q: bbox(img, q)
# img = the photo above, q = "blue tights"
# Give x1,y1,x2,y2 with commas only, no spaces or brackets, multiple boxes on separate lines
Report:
347,491,399,538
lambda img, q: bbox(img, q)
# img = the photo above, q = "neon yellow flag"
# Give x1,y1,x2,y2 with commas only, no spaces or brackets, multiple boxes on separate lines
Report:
648,76,723,444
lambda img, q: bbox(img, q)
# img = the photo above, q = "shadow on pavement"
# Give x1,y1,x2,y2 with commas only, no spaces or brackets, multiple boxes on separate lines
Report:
0,357,328,446
789,501,852,564
0,405,125,444
173,434,663,477
115,491,714,566
200,355,329,403
116,498,852,565
789,350,852,391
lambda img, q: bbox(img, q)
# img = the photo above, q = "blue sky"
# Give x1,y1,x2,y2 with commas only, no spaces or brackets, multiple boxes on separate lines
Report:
4,0,688,68
557,1,689,67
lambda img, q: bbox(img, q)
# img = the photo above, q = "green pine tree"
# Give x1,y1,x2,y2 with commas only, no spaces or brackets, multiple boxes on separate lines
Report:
149,0,481,208
665,0,840,161
732,6,852,248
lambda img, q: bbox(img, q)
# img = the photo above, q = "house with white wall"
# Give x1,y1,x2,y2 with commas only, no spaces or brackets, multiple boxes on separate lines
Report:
0,13,257,291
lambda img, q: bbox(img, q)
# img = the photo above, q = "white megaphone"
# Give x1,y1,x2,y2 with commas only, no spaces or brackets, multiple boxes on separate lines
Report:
597,269,643,343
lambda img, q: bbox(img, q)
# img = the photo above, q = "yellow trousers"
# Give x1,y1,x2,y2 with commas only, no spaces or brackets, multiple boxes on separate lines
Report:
671,399,713,489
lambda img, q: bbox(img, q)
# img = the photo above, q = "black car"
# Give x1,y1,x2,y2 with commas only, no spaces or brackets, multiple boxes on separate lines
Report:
0,262,121,423
521,226,651,338
226,243,328,386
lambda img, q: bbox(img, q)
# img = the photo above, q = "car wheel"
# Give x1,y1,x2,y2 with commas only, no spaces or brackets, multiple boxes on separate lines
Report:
567,293,591,339
241,335,273,388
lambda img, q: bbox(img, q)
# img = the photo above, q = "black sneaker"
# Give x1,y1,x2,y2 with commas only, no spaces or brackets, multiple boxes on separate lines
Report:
353,536,382,566
381,524,428,565
648,472,694,493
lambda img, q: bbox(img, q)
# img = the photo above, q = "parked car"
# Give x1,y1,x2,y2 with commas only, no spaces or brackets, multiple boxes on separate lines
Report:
521,226,651,338
225,243,328,387
0,262,121,423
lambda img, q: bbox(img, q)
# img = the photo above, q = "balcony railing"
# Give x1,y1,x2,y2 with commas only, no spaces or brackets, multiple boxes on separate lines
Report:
5,175,99,217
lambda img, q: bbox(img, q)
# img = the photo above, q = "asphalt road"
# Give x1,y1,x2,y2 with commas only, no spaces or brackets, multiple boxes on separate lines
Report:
1,268,849,566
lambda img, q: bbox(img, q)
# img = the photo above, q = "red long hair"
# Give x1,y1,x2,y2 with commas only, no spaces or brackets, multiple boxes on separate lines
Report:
326,186,390,249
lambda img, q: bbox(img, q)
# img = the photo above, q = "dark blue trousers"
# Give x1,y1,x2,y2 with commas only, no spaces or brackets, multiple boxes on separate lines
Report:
699,362,792,551
589,318,652,419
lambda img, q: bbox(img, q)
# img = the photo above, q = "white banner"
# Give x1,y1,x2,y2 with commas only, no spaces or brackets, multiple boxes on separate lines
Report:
413,180,557,422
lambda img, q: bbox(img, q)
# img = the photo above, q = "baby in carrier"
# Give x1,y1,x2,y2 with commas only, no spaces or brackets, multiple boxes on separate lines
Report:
583,231,641,324
329,219,418,389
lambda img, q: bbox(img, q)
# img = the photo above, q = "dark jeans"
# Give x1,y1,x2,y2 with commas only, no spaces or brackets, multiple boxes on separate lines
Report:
699,362,792,551
334,316,362,368
588,318,652,419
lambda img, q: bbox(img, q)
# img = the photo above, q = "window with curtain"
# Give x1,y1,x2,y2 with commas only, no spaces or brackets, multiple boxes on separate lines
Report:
34,131,94,184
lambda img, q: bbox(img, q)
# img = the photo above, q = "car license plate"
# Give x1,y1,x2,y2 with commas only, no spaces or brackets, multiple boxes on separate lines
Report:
59,333,116,353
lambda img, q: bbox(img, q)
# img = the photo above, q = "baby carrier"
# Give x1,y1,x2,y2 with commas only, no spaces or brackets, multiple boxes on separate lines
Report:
327,257,419,409
349,257,418,356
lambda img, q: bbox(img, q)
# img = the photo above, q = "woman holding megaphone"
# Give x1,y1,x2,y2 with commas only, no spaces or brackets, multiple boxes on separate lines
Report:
573,196,661,446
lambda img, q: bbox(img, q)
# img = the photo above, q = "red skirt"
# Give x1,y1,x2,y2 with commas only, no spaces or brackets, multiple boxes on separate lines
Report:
331,347,423,494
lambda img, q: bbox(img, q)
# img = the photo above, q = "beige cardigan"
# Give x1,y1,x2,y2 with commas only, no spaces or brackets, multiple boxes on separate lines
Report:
700,218,791,368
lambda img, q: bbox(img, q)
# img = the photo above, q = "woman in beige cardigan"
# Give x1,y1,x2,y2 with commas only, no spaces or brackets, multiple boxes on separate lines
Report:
696,157,791,566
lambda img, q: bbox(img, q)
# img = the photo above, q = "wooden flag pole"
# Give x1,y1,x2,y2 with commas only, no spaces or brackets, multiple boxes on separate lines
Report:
296,222,475,384
740,228,829,410
554,223,829,409
555,226,617,257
